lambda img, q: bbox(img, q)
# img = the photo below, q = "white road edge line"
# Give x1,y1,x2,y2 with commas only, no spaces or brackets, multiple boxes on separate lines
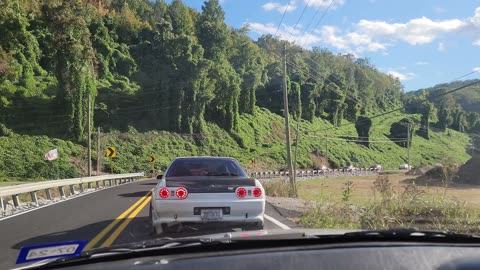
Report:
0,180,149,222
264,214,291,230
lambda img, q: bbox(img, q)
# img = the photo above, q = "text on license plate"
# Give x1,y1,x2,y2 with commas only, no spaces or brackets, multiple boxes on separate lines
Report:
201,209,223,220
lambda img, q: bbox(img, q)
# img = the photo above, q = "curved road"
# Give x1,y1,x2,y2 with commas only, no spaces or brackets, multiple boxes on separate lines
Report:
0,179,297,269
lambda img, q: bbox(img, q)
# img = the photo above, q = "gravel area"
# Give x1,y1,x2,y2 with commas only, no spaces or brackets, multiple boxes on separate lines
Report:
267,196,316,223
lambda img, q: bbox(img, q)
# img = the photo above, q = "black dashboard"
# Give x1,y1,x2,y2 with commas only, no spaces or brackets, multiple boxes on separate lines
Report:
50,242,480,270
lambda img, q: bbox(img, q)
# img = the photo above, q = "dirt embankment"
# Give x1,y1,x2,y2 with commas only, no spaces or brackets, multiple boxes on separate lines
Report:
457,156,480,184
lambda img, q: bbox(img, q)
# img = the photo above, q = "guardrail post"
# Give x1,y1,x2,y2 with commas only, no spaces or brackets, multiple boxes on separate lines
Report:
30,192,38,206
103,180,107,186
109,179,112,186
69,185,75,196
79,183,85,193
45,189,52,200
0,197,4,211
88,183,92,189
12,195,20,207
59,187,65,198
96,181,100,189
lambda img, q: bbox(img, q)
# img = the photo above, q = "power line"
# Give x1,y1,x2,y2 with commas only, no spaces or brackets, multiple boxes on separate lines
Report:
287,0,312,40
274,0,291,37
300,0,335,48
451,69,480,81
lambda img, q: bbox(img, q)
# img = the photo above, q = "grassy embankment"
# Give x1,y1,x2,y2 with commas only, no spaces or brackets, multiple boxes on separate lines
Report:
265,173,480,234
0,107,472,183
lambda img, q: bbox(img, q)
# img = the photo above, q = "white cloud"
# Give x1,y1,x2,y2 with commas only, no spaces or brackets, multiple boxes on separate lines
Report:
247,22,321,48
318,25,389,53
309,6,480,54
415,61,429,65
355,17,465,45
473,67,480,72
437,42,446,51
262,1,297,13
248,6,480,54
387,70,416,81
306,0,345,9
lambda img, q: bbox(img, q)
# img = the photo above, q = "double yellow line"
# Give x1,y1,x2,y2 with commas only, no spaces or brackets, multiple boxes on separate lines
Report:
84,189,153,250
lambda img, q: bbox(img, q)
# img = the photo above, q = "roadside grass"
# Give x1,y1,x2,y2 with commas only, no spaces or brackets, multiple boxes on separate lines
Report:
263,179,292,197
295,174,480,234
0,182,24,187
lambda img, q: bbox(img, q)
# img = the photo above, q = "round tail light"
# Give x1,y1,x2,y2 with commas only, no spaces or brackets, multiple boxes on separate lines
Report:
175,187,188,199
159,188,170,199
253,187,262,197
236,187,247,198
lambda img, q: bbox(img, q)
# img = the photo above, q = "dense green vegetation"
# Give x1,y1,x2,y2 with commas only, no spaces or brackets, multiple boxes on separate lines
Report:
0,107,471,181
0,0,476,181
408,79,480,133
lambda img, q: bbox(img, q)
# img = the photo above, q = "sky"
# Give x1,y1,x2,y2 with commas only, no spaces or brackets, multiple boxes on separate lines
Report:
175,0,480,92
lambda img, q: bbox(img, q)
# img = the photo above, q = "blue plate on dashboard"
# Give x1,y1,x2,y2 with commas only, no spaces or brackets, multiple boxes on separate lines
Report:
16,240,88,264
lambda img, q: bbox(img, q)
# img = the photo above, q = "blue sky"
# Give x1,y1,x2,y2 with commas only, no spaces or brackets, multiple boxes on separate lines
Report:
175,0,480,91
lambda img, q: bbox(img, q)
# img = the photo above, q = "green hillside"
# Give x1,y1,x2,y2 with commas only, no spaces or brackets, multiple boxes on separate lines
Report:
0,107,470,182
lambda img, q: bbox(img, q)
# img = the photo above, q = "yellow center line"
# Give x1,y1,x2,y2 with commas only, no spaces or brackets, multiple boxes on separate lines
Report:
100,196,152,247
84,189,153,250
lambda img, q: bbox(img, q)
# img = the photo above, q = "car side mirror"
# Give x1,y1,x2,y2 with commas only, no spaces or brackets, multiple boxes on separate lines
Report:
156,174,163,180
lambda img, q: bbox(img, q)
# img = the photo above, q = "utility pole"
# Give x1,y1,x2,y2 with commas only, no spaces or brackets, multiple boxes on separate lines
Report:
293,122,300,182
97,127,101,176
407,122,410,168
282,42,296,197
87,94,92,177
325,134,329,166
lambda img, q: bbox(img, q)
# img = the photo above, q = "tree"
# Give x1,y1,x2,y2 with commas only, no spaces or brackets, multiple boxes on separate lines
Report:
301,82,317,122
197,0,228,61
355,116,372,147
289,81,302,120
169,0,195,36
390,118,413,148
46,0,97,142
229,29,264,115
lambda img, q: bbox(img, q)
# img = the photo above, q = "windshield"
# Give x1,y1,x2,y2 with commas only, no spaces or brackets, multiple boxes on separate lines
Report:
165,158,247,177
1,0,480,268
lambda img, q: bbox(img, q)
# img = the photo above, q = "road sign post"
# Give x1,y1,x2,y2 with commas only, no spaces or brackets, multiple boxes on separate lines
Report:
149,156,155,178
105,147,117,174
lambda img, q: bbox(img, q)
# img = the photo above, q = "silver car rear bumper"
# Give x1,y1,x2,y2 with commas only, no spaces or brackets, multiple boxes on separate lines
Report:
151,193,265,228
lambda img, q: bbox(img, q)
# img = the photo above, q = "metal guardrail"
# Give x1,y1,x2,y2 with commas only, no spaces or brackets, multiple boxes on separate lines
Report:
250,168,381,180
0,173,145,211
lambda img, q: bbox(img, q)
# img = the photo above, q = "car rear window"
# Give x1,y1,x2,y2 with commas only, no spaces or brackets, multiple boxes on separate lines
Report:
166,158,247,177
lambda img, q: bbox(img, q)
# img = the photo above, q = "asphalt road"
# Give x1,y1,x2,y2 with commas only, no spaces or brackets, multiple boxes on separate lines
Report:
0,179,297,269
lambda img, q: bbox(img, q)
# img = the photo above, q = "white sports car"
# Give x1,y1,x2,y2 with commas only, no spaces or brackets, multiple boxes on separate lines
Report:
150,157,265,234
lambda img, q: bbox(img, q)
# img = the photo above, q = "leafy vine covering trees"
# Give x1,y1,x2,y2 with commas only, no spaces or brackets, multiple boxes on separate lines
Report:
2,0,477,146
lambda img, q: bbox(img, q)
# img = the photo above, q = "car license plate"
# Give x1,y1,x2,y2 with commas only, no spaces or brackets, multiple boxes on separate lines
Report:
201,209,223,221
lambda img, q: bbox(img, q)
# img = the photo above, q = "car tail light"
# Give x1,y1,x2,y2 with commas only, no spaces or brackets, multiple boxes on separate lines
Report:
159,188,170,199
253,187,262,197
175,187,188,199
236,187,247,198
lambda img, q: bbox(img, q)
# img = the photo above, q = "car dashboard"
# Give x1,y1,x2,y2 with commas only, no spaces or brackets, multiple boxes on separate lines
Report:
49,242,480,270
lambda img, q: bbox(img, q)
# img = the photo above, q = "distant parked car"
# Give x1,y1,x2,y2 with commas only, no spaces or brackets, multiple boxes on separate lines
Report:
370,164,384,171
399,164,412,170
343,165,358,172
